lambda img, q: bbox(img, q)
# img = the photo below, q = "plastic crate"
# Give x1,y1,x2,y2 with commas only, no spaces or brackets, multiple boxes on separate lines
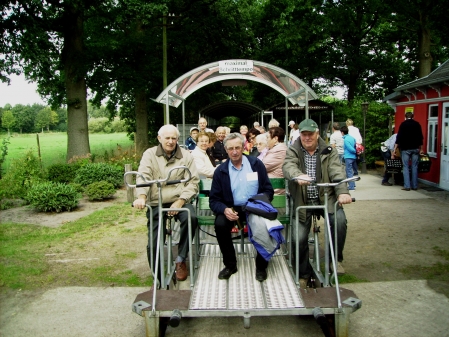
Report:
418,154,432,173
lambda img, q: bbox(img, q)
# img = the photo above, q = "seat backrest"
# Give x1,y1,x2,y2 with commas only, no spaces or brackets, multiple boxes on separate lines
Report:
199,179,212,196
269,177,285,190
197,196,211,211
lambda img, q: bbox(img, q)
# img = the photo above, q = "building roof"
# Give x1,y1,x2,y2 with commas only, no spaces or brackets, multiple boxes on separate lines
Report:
395,59,449,91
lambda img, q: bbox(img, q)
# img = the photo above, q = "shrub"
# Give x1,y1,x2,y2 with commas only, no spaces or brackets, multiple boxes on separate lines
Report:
47,163,79,184
88,117,110,133
74,162,123,188
0,150,45,199
25,182,81,212
68,182,84,194
85,181,116,201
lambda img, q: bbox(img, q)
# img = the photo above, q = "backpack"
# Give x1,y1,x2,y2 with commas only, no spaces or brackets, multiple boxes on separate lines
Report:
242,193,278,220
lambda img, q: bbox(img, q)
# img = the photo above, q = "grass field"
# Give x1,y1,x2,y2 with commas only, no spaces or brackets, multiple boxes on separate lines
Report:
1,132,135,171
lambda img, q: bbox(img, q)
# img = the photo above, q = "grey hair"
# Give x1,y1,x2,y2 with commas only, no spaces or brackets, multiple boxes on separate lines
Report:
223,132,245,148
158,124,179,138
255,134,267,144
268,118,280,128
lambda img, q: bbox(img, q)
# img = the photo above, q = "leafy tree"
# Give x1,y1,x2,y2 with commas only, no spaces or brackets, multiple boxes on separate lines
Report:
35,107,59,133
1,1,112,160
11,104,34,133
1,110,15,136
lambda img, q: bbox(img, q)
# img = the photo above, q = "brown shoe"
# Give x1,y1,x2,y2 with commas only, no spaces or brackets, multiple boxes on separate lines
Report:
401,188,410,191
175,262,188,281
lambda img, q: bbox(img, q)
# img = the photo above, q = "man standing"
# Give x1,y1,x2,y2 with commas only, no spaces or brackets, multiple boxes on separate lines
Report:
393,112,424,191
282,119,352,288
340,126,357,191
329,122,344,163
209,133,274,282
133,125,199,282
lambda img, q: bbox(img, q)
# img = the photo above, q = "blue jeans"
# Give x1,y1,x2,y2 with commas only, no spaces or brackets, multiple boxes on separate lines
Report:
294,208,347,279
344,158,356,189
401,149,420,189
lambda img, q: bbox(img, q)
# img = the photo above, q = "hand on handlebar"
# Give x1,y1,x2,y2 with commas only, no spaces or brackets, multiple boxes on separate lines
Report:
295,174,314,186
133,198,146,210
338,194,352,205
167,199,185,216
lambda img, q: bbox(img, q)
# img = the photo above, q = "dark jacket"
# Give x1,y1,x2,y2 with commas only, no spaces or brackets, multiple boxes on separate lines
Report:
212,140,228,162
395,118,423,150
209,155,274,215
282,137,348,222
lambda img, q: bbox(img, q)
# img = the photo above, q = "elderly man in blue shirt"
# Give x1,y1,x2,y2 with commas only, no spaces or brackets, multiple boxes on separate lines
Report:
209,133,274,282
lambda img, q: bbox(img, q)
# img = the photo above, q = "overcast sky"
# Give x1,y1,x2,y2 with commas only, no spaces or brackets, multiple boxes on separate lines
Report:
1,73,346,109
0,74,47,108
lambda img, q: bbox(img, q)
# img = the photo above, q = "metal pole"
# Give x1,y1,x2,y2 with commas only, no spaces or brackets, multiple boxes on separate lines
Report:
361,102,369,174
163,14,168,124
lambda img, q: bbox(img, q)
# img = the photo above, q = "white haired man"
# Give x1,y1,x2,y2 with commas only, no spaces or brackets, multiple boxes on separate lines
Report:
133,124,199,282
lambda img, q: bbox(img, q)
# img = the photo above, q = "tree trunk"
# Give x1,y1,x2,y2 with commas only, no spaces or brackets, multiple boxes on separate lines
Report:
135,89,149,156
417,14,432,78
347,70,358,102
63,5,90,162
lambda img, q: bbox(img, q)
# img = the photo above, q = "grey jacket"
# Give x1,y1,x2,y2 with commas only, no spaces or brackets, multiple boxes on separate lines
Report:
282,137,348,222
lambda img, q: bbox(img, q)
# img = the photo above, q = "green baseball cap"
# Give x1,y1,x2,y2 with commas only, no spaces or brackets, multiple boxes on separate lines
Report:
298,119,319,132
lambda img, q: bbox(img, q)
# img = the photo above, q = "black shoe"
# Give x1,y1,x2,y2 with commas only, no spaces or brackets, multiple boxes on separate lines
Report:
381,182,392,186
255,269,267,282
218,266,238,279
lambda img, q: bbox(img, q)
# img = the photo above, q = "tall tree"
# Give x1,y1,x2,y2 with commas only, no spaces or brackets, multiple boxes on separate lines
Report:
1,1,110,160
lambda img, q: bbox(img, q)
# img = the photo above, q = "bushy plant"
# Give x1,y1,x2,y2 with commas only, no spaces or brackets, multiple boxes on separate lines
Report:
68,182,84,194
85,181,116,201
111,118,126,132
88,117,110,133
74,162,123,188
0,150,45,199
47,163,79,184
25,181,80,212
0,137,10,179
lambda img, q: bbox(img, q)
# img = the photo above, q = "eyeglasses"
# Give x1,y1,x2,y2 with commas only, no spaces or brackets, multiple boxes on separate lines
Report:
226,146,242,151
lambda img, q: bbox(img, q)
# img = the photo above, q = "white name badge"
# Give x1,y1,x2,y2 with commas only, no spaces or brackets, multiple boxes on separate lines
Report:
247,172,258,181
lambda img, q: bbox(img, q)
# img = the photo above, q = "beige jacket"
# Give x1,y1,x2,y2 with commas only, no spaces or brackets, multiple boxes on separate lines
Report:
191,146,215,179
136,144,199,206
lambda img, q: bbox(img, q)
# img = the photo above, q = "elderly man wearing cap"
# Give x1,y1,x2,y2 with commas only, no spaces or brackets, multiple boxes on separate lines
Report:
282,119,352,289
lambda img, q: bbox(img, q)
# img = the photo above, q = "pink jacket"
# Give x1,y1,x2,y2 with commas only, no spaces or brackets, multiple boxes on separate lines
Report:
262,142,287,194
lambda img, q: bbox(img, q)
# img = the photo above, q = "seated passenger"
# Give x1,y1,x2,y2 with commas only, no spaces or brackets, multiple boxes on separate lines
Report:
192,131,216,179
185,126,199,150
263,127,288,194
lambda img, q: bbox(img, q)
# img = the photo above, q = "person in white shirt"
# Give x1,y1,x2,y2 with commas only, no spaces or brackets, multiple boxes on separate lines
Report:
191,131,216,179
329,122,344,163
346,119,362,144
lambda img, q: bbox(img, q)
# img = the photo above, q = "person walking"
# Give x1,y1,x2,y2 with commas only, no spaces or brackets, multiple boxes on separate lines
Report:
329,122,344,164
380,133,398,186
393,111,424,191
341,126,357,191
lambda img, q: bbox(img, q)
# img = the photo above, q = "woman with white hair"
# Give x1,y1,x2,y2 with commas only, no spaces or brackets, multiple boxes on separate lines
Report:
256,134,268,161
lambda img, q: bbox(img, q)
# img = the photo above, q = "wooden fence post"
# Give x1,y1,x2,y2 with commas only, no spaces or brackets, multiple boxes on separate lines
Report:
125,164,135,203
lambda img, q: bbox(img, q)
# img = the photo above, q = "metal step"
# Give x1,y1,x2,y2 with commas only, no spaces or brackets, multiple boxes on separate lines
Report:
190,244,303,310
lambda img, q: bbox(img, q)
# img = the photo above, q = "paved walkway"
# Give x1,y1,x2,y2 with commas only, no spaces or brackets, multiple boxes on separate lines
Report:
1,173,448,337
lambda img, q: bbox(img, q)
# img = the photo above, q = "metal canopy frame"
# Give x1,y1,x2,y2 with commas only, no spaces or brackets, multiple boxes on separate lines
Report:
154,60,318,133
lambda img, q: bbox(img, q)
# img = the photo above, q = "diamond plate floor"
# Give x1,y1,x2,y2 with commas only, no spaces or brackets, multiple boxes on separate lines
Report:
190,244,303,310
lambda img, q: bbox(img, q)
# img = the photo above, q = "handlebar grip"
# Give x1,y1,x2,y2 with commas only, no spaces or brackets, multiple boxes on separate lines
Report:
332,179,343,183
352,198,356,202
166,180,182,185
136,183,152,188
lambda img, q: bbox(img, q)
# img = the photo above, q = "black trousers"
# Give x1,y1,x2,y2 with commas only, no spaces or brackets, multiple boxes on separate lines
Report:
214,207,268,271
